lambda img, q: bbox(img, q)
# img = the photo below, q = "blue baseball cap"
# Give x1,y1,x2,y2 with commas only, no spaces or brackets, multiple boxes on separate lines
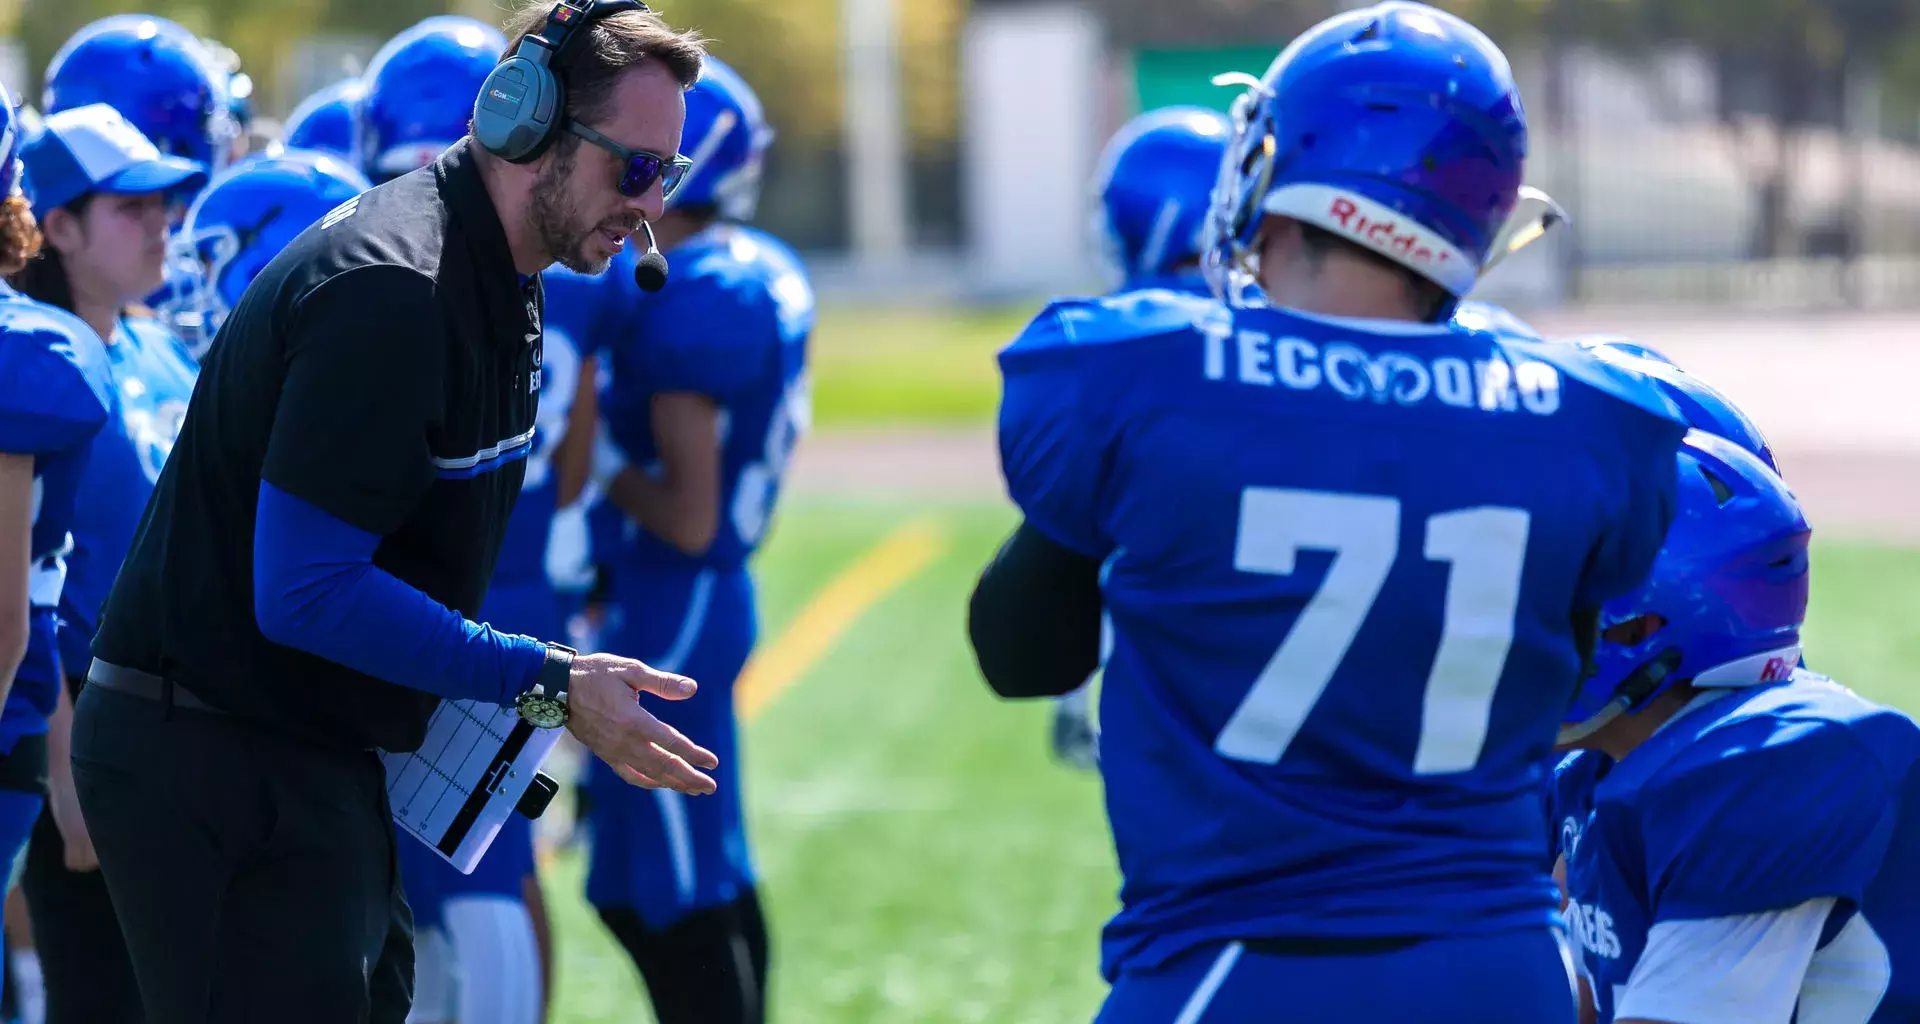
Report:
20,102,207,218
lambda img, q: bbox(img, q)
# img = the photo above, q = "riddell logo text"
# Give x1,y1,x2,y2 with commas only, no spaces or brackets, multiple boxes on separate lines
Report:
1327,197,1455,273
1761,657,1793,682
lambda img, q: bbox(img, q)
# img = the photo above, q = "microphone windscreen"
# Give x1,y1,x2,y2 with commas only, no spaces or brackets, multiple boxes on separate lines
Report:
634,250,669,293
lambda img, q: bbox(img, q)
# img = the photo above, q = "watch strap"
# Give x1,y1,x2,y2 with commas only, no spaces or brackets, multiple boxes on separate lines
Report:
537,642,576,702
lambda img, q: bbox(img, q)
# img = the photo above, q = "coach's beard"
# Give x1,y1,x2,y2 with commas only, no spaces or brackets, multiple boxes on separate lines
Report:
530,146,615,276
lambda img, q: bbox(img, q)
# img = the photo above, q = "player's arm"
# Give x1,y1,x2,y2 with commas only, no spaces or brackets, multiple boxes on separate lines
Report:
0,453,28,699
254,266,548,704
552,353,600,509
603,391,721,556
0,321,109,702
973,307,1117,699
968,520,1104,699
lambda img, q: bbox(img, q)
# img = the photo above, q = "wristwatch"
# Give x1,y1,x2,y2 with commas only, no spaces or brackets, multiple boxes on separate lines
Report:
515,643,576,729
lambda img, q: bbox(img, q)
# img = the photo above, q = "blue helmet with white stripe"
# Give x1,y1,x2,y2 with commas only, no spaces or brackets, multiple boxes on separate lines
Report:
173,149,370,356
44,15,238,176
1092,106,1230,288
358,16,506,183
284,79,365,162
1560,431,1809,743
1204,2,1534,315
671,56,773,221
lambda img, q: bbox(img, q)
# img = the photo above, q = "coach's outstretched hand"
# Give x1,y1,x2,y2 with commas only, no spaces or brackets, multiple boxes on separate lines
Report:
566,653,719,795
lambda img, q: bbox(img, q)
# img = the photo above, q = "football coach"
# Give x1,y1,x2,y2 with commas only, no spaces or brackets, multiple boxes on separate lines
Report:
69,3,708,1020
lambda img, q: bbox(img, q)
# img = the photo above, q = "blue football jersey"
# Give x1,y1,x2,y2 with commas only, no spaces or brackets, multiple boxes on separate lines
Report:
0,284,111,744
1557,672,1920,1022
996,291,1689,978
1120,272,1213,300
58,316,198,675
489,313,586,588
594,225,813,571
1550,748,1608,869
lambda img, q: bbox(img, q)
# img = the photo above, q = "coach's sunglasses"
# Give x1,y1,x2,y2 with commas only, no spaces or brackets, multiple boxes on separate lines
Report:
566,121,694,201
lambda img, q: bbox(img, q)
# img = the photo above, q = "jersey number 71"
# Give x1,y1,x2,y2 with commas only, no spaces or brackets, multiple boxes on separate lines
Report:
1217,487,1531,775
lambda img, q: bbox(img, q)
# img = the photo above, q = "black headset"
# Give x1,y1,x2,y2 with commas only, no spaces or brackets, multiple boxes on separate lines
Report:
472,0,649,163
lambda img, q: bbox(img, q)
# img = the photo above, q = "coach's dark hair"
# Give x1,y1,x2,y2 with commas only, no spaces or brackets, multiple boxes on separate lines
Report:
6,194,94,311
498,1,706,132
1298,222,1451,322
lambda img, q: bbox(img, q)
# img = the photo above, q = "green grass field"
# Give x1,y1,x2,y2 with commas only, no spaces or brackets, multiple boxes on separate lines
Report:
542,496,1920,1024
807,306,1022,429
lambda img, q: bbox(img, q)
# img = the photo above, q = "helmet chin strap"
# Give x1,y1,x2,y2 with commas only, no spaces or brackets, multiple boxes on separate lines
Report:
1556,647,1685,746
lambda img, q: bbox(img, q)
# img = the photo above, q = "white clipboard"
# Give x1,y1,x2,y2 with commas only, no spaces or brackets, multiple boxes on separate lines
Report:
381,698,562,874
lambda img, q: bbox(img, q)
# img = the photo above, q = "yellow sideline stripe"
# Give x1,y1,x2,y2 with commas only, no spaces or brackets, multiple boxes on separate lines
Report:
735,516,951,722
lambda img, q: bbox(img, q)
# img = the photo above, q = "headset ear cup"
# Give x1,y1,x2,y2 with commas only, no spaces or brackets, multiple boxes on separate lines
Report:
473,55,564,162
517,73,565,164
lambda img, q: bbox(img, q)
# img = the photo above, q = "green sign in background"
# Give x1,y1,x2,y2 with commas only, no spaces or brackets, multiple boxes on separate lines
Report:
1131,47,1279,114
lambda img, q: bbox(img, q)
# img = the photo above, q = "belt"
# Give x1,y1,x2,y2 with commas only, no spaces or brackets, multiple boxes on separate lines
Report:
86,661,228,716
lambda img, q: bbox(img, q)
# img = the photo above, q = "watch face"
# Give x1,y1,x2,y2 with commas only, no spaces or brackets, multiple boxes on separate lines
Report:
518,695,567,729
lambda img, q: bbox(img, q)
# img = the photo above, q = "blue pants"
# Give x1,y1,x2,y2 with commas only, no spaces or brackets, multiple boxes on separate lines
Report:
586,566,756,929
1095,929,1577,1023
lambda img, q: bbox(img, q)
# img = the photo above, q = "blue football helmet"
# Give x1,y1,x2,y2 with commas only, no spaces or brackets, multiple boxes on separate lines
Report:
1560,430,1809,742
1091,106,1230,288
1573,335,1777,471
1203,2,1538,316
44,15,237,174
358,16,507,183
671,55,774,221
284,79,365,161
173,149,370,356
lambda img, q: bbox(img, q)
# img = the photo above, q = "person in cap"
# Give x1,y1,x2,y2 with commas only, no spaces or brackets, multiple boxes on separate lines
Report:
8,101,206,1024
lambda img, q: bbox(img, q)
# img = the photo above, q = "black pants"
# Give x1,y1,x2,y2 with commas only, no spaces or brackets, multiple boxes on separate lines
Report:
599,888,770,1024
22,801,144,1023
69,685,413,1023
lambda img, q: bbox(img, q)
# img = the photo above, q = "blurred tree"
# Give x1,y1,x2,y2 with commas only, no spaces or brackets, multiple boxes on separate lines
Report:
1443,0,1920,261
898,0,961,148
1629,0,1917,259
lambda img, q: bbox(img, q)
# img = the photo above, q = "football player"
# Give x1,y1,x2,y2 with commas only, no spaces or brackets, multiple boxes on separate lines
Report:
405,206,596,1024
0,88,115,1017
167,150,371,356
557,55,798,1024
967,4,1693,1018
356,17,509,185
351,19,555,1023
283,79,367,163
1050,105,1231,771
1550,429,1919,1022
42,15,239,187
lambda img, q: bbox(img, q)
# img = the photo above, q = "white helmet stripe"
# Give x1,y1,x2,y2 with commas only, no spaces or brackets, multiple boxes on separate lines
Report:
1262,182,1481,295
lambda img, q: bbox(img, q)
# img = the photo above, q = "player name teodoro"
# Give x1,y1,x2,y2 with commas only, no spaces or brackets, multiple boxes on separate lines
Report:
1199,321,1565,416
